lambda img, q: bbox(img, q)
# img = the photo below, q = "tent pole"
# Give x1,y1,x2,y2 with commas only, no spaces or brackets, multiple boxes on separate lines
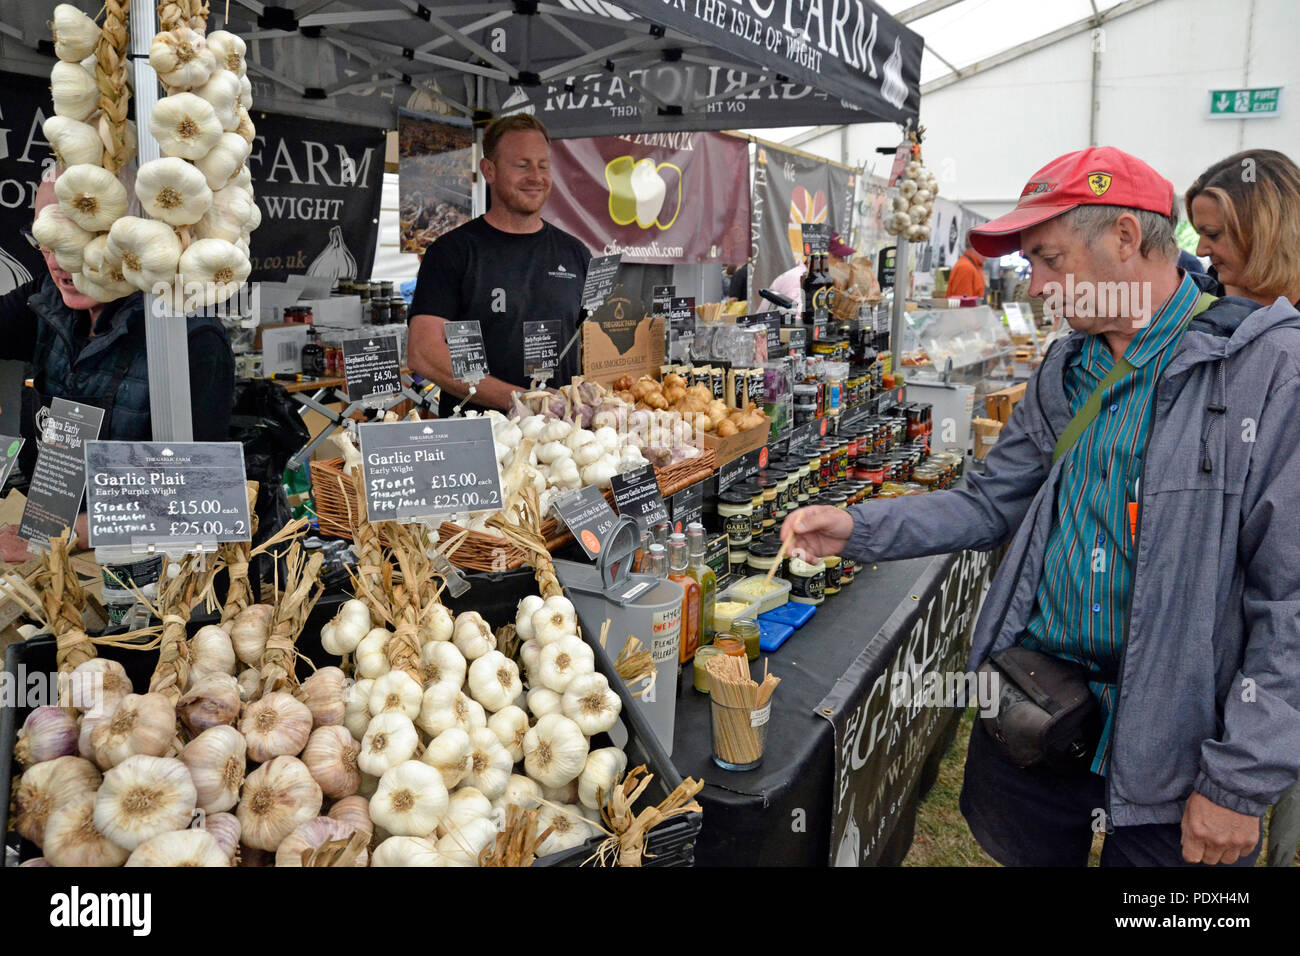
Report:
890,241,911,374
131,0,193,441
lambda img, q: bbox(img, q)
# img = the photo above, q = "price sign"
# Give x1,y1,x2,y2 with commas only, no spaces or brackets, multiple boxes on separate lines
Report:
609,463,668,533
358,417,503,522
651,285,675,315
343,335,402,402
789,416,826,451
746,313,781,354
1004,303,1033,335
715,447,761,494
445,320,488,382
581,254,622,311
668,481,704,534
783,326,809,355
552,485,618,559
523,320,562,381
0,435,24,490
19,398,104,548
84,442,253,549
667,296,696,362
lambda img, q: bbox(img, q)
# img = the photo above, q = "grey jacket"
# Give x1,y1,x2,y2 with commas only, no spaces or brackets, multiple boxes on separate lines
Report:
845,292,1300,826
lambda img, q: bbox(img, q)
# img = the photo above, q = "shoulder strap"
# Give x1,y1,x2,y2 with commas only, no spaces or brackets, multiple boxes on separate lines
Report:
1052,292,1217,464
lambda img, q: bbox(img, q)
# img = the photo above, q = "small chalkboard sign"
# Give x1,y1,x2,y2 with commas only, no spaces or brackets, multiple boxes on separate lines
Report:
609,463,668,533
651,285,676,315
84,441,253,549
358,417,503,522
343,335,402,402
445,320,488,382
553,485,618,559
523,320,562,381
667,296,696,362
746,313,781,354
581,254,621,311
19,398,104,548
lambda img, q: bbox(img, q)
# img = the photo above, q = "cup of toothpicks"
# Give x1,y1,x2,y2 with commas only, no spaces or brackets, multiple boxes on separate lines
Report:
706,653,780,771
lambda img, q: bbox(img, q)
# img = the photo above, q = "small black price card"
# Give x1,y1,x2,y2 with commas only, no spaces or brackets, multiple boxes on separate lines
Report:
746,313,781,354
343,335,402,402
669,480,704,533
84,441,252,549
581,254,622,311
358,417,503,522
609,463,668,533
523,320,562,380
19,398,104,548
553,485,618,559
651,284,676,315
667,296,696,361
0,435,24,490
445,320,488,382
715,447,760,494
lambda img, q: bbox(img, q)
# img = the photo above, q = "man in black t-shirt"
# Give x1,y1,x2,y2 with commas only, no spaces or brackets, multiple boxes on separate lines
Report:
408,115,591,417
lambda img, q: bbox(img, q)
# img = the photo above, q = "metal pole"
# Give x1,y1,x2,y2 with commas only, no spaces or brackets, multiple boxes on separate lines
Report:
131,0,194,441
889,240,911,371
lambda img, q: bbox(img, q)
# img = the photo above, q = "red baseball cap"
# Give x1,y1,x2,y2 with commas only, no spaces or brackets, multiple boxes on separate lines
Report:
968,147,1175,257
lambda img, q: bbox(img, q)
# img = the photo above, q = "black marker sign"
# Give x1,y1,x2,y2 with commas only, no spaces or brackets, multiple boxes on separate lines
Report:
358,417,503,522
553,485,618,559
715,447,762,494
445,320,488,382
609,463,668,534
343,335,402,402
667,296,697,362
19,399,104,548
581,254,621,311
651,285,676,315
84,441,253,549
523,320,562,380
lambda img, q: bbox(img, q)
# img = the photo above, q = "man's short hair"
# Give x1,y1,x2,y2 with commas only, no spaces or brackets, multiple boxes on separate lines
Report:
1060,204,1178,261
482,114,550,162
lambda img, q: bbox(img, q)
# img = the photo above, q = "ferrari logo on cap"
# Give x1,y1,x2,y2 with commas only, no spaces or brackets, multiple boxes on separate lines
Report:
1088,172,1112,196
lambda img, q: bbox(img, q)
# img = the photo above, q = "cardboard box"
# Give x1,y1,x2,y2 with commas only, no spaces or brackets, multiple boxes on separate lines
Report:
581,312,666,389
699,414,771,466
257,324,311,375
984,383,1026,424
972,417,1003,460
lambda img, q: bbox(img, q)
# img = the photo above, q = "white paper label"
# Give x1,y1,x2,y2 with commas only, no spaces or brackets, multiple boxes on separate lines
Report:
750,704,771,728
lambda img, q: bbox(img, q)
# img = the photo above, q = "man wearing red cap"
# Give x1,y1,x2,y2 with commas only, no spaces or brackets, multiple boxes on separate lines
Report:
784,146,1300,867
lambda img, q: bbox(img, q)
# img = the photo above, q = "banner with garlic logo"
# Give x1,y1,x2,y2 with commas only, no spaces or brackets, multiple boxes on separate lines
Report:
546,132,748,265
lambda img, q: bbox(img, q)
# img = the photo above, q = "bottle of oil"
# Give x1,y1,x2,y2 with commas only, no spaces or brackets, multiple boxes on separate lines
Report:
686,522,717,646
667,532,700,664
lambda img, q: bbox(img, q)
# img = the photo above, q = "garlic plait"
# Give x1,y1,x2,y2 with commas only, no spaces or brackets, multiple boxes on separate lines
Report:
134,157,212,227
189,624,237,679
229,603,273,666
423,602,454,643
50,60,99,121
52,4,101,62
126,829,230,867
107,217,182,293
178,238,251,307
149,27,216,90
149,92,224,160
43,115,103,168
356,627,392,679
370,760,449,837
94,755,198,851
531,594,577,646
32,203,93,273
523,713,590,788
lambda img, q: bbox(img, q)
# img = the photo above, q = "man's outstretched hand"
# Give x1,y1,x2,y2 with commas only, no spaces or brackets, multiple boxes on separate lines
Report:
780,506,854,562
1181,791,1260,865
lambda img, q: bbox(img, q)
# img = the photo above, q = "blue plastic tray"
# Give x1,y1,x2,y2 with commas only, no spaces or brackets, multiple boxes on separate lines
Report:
759,619,795,652
760,601,817,629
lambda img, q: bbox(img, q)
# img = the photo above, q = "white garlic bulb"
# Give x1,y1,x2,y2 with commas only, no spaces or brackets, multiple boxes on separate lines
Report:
189,624,237,680
52,4,101,62
452,611,495,661
71,658,132,717
237,756,322,852
71,269,133,304
356,627,393,679
90,692,176,770
531,595,577,647
238,73,252,109
436,816,498,867
193,183,256,241
149,92,224,160
149,27,216,90
515,595,545,641
178,673,241,734
234,107,256,144
536,803,597,856
50,60,98,121
371,835,442,867
494,774,543,813
299,666,348,728
94,755,198,851
229,603,273,666
205,30,248,76
487,705,530,764
55,164,129,233
467,651,522,713
194,70,242,131
43,115,103,168
419,728,471,789
423,603,455,644
420,640,466,690
107,216,182,294
343,678,373,741
274,816,368,867
320,599,371,656
358,712,420,777
181,724,245,813
438,787,492,838
417,683,486,738
31,202,93,273
462,728,512,800
43,793,129,867
367,671,423,720
300,725,361,799
561,672,622,736
520,639,542,676
523,713,590,788
535,635,595,694
370,761,449,837
126,828,229,866
578,747,628,810
240,691,313,762
526,686,563,719
135,157,212,226
13,755,101,846
177,237,251,307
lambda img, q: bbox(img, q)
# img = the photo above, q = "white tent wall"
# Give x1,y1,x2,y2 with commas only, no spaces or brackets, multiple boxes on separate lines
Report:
372,172,421,284
787,0,1300,220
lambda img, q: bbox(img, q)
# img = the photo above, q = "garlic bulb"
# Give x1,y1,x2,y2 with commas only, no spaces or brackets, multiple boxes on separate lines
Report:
536,804,596,856
299,666,347,728
301,725,361,799
237,756,322,852
320,598,371,656
178,238,251,307
578,747,628,810
370,761,449,837
55,164,129,233
178,673,241,734
193,184,255,241
542,780,580,805
536,635,595,694
234,107,256,144
526,686,563,719
236,668,260,702
194,70,242,131
43,794,129,867
515,595,545,641
327,795,374,845
421,603,454,644
275,816,368,867
52,4,101,61
32,203,93,273
368,671,423,720
95,755,198,851
467,651,522,713
487,705,530,763
90,692,176,770
204,812,242,860
520,640,542,676
181,725,245,813
417,683,486,738
14,755,101,846
420,640,466,690
206,30,248,76
356,627,393,679
494,774,543,813
239,73,253,109
148,27,215,90
15,707,79,767
561,672,622,736
229,603,273,666
437,816,498,867
531,595,577,646
71,658,132,717
135,157,212,226
43,115,103,168
462,728,512,800
126,829,229,867
189,625,237,679
149,92,224,160
523,713,590,788
241,692,313,762
452,611,495,661
343,678,374,740
438,786,492,838
536,440,571,465
70,270,131,304
420,728,471,788
107,216,182,293
358,712,420,777
372,835,442,867
50,60,99,121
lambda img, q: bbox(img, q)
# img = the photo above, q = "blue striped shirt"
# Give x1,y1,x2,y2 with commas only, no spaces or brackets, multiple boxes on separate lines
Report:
1021,273,1203,774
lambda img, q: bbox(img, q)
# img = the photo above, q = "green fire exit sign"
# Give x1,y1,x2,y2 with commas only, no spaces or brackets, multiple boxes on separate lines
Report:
1208,87,1282,118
